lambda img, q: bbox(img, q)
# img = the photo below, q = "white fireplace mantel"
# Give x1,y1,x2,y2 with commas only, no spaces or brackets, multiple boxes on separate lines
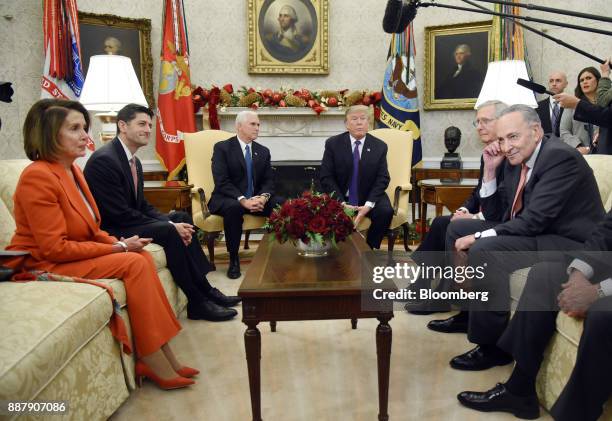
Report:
142,107,479,172
199,107,350,162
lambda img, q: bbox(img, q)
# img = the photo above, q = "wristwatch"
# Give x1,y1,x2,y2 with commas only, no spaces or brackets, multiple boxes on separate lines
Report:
474,232,482,240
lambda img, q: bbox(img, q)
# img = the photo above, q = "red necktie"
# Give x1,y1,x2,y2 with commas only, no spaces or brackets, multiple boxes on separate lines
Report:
129,157,138,197
510,164,529,219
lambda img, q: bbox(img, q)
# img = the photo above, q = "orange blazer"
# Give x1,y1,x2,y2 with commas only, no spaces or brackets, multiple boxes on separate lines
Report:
7,161,117,272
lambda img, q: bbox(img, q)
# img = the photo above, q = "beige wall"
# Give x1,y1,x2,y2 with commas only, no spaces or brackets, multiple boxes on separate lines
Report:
0,0,609,162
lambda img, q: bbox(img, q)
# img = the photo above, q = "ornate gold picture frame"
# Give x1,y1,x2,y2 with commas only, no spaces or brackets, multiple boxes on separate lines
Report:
78,12,155,108
248,0,329,74
424,21,492,110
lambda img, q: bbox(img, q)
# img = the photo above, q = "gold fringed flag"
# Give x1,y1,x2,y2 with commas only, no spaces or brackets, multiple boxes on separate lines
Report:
42,0,94,152
155,0,196,180
378,24,422,166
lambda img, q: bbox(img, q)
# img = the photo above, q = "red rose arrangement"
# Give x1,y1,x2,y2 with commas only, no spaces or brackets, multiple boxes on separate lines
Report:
264,191,355,247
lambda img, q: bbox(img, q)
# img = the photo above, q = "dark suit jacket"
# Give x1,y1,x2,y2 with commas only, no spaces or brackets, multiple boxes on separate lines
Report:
536,97,564,137
319,132,390,205
84,137,168,234
574,99,612,155
481,136,605,248
208,136,275,214
436,61,483,100
462,156,486,213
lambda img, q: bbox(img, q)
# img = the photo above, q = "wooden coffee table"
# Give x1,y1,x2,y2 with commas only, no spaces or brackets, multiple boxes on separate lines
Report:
419,178,479,240
238,233,394,421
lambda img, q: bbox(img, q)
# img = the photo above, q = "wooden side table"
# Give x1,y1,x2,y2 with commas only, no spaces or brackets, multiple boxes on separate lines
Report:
411,162,480,222
143,180,193,214
418,178,479,240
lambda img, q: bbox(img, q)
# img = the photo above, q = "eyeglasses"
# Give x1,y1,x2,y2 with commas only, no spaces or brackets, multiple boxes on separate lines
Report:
472,118,495,128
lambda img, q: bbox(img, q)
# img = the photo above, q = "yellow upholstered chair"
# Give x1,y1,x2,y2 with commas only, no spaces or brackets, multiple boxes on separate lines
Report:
584,155,612,208
183,130,266,269
356,128,413,256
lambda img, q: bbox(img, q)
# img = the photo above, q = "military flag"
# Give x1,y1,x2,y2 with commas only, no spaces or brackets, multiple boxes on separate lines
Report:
155,0,196,180
378,24,422,166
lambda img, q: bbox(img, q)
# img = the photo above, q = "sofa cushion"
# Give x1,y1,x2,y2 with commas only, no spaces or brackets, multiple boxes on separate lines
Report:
144,243,167,270
0,282,113,401
0,196,16,250
0,159,30,215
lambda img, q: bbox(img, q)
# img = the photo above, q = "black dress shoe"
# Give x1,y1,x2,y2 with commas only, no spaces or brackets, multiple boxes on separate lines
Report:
450,345,513,371
227,258,241,279
207,287,241,307
187,299,237,321
457,383,540,419
427,313,468,333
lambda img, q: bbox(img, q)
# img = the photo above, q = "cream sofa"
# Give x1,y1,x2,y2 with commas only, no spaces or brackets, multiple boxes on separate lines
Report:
0,159,187,421
508,155,612,419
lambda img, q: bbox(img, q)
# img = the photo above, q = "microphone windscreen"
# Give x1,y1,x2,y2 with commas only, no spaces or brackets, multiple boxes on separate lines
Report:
383,0,403,33
383,1,418,33
398,3,418,31
517,78,547,94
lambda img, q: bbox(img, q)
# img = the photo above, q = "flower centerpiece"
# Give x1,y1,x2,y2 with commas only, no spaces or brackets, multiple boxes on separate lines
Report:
264,191,355,257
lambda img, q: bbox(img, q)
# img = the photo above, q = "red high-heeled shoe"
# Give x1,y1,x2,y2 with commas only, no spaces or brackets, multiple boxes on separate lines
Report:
176,366,200,378
135,361,195,390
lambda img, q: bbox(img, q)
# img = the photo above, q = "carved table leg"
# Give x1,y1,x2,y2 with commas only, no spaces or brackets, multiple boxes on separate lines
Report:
245,321,262,421
376,315,392,421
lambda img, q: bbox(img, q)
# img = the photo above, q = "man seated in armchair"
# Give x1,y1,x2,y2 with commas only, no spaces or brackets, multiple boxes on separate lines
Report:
208,110,284,279
319,105,393,250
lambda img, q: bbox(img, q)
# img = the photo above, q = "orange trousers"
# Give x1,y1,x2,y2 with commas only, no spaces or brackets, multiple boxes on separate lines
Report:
48,251,181,357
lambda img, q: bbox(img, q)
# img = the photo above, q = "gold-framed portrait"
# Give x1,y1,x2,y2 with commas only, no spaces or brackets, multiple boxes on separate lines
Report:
78,12,155,108
424,21,492,110
248,0,329,74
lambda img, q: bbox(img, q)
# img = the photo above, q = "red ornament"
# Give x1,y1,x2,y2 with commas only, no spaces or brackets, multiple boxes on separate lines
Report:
222,83,233,94
327,97,338,107
272,93,282,104
279,99,287,107
362,96,372,106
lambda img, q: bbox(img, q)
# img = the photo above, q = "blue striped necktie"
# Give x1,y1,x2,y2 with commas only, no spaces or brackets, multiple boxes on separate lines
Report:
245,144,253,198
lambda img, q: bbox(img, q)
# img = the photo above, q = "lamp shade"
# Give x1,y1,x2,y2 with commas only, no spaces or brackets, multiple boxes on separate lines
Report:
475,60,537,109
80,55,147,111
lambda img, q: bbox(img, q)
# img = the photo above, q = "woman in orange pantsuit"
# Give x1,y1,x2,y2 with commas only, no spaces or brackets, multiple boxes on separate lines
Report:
6,99,197,390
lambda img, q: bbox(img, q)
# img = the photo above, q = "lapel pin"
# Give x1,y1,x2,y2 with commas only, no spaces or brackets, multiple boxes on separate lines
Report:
254,152,258,156
367,148,371,152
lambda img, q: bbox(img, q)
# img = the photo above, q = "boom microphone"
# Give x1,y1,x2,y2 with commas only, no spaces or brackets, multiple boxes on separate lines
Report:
383,0,418,34
516,78,555,96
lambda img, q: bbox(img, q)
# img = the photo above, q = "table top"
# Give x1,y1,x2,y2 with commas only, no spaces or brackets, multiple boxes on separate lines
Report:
239,233,377,298
142,180,192,189
419,178,479,187
412,161,481,170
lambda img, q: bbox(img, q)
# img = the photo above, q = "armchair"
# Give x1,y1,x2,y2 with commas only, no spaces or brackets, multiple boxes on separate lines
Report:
356,128,414,257
183,130,266,269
